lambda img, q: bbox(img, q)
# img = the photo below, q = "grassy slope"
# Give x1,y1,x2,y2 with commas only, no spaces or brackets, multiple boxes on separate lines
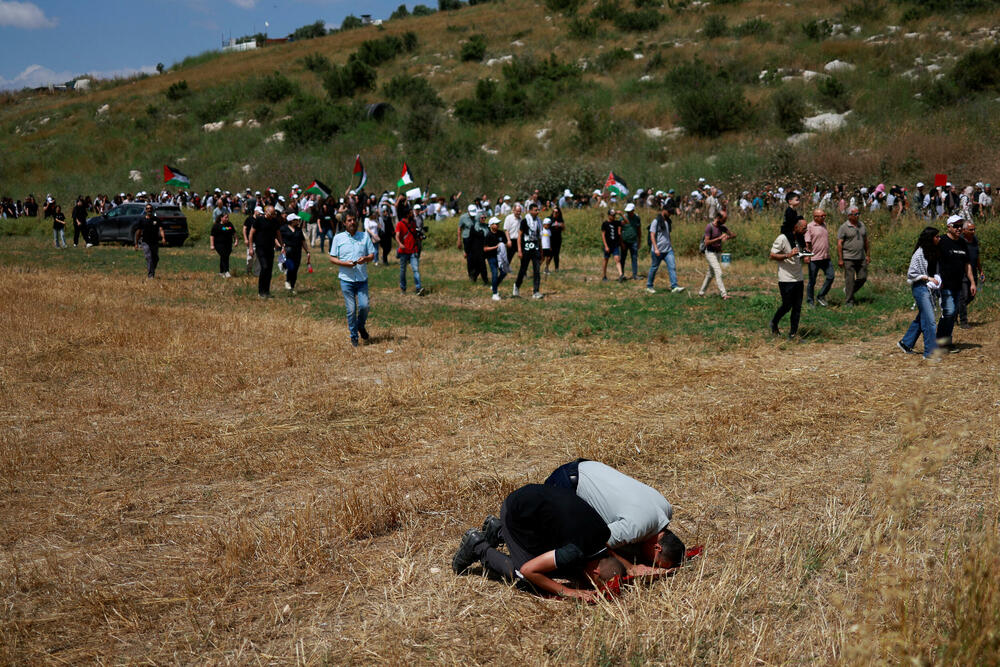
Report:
3,0,1000,200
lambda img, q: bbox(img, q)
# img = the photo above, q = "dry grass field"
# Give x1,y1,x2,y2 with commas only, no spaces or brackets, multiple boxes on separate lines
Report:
1,241,998,664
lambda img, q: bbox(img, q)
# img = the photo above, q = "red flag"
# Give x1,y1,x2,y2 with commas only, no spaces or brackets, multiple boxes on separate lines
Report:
934,173,948,187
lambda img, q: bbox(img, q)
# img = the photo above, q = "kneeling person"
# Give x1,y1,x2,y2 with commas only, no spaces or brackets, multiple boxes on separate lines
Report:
452,484,625,601
545,459,685,572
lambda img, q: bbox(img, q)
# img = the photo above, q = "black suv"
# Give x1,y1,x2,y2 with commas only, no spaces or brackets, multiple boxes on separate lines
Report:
84,203,189,246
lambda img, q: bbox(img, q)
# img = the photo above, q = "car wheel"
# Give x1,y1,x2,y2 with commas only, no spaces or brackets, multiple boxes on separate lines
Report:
85,227,100,246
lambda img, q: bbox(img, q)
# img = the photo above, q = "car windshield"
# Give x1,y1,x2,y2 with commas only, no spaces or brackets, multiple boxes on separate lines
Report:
156,207,182,216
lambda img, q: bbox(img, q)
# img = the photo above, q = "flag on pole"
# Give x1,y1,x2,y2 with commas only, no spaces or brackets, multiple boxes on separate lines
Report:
934,173,948,188
352,155,367,191
605,171,629,198
397,162,422,200
163,165,190,189
303,180,331,197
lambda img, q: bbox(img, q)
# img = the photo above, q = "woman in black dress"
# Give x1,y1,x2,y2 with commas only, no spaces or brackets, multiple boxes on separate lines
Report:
210,212,238,277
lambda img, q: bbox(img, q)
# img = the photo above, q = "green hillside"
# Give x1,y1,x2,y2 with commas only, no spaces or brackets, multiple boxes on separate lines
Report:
3,0,1000,200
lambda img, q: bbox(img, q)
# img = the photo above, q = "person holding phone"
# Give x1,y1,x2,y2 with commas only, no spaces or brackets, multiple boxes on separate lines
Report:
769,216,807,338
330,213,375,347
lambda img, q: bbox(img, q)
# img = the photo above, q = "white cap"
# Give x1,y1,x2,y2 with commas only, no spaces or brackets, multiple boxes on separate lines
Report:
624,203,635,212
698,177,706,183
946,181,952,187
593,189,602,195
947,214,964,226
278,195,285,201
916,182,925,188
488,216,500,226
254,206,264,214
214,188,221,192
563,189,573,197
503,195,511,200
292,184,299,189
467,204,479,215
542,217,551,225
349,189,356,195
286,213,299,221
430,193,437,198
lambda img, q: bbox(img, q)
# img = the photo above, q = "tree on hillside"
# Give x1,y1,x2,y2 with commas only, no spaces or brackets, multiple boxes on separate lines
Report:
390,4,410,19
439,0,464,9
341,15,363,30
291,20,327,40
411,4,435,14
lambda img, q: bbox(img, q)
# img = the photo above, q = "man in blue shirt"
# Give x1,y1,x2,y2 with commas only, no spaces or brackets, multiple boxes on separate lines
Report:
329,213,376,347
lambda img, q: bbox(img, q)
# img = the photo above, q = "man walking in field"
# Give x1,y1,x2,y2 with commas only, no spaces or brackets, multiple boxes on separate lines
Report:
804,208,834,307
646,202,683,294
330,213,375,347
135,203,166,278
837,207,870,307
248,205,282,298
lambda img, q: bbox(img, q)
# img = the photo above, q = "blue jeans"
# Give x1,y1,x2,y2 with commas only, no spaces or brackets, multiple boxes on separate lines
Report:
806,258,835,302
398,252,421,292
646,249,678,289
901,283,938,357
487,255,506,295
936,287,958,345
622,241,639,277
340,279,369,342
318,229,334,255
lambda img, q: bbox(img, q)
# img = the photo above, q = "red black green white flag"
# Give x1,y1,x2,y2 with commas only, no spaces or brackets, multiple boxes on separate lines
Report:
303,180,331,197
163,165,190,189
397,162,422,199
352,155,367,191
605,171,629,198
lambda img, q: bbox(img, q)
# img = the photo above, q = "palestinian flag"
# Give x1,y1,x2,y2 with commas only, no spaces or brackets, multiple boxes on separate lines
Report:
303,180,331,197
605,171,629,198
352,155,367,191
163,165,190,189
397,162,422,200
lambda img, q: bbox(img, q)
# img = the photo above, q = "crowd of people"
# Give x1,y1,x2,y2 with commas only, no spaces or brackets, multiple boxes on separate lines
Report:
4,175,989,350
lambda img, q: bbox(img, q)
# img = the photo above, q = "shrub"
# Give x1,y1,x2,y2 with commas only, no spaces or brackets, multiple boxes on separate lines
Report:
732,17,771,38
801,18,830,41
402,31,419,51
165,80,190,101
323,60,376,98
403,104,443,143
703,14,728,38
383,74,444,108
613,8,663,31
253,71,297,103
593,47,632,73
352,33,418,68
772,87,804,134
290,20,327,41
439,0,463,9
842,0,884,22
953,44,1000,92
634,0,662,6
513,159,602,202
545,0,584,13
341,15,363,30
282,95,348,144
412,4,435,15
461,34,488,62
390,4,409,19
145,104,160,118
567,16,598,39
674,81,751,137
591,0,621,21
254,104,273,122
818,76,850,112
664,59,712,93
502,54,580,86
300,53,331,72
192,97,228,124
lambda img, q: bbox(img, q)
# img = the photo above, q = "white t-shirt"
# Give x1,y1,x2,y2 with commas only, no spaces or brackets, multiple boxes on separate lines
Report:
771,234,803,282
503,213,521,242
364,217,380,242
541,223,551,249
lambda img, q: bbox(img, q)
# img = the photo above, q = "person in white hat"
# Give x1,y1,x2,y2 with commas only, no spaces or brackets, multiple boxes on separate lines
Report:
934,215,977,350
621,203,642,280
279,212,310,292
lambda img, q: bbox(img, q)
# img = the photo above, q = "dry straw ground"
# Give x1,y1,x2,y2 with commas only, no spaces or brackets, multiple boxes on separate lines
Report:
0,249,998,664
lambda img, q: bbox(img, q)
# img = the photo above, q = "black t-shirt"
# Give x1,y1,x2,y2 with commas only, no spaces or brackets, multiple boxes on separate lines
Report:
252,216,280,251
280,224,305,258
502,484,610,571
71,203,87,225
937,236,970,290
243,215,256,239
52,212,66,229
211,221,236,248
965,235,979,279
484,230,504,258
601,219,621,246
784,206,804,247
139,216,161,246
25,200,38,216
